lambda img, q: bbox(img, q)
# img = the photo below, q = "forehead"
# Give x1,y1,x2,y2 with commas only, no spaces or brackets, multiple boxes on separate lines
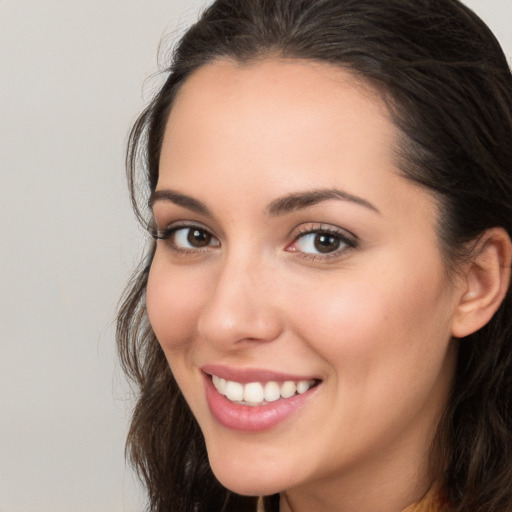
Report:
160,59,396,182
157,58,437,232
165,58,391,138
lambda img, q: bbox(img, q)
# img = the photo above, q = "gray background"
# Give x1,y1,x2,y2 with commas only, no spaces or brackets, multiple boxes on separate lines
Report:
1,1,511,511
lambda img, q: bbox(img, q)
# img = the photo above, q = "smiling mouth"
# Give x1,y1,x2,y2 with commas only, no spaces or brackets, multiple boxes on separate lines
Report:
211,375,319,407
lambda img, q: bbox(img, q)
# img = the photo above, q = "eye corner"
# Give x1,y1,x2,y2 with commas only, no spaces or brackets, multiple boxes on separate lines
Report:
148,225,162,240
151,231,166,241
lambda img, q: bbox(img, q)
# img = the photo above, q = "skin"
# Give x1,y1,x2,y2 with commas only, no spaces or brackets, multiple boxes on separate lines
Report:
146,59,468,512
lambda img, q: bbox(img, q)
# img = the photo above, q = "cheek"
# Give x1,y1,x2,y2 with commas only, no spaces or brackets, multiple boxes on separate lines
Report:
146,257,212,421
284,264,457,456
146,257,204,353
290,261,455,386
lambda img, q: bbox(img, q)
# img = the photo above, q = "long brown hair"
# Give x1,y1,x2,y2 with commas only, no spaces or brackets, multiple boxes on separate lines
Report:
118,1,512,510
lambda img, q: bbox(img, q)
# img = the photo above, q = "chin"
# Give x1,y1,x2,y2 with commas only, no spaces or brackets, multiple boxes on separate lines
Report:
214,477,283,498
208,455,290,497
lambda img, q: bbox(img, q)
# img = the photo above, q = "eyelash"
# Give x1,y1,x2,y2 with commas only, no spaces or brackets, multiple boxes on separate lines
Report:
152,222,358,259
152,222,219,254
287,225,357,260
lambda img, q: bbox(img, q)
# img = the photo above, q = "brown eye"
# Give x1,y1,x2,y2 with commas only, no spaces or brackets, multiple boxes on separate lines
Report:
313,233,341,253
186,228,213,247
287,226,357,259
171,226,219,250
294,231,345,255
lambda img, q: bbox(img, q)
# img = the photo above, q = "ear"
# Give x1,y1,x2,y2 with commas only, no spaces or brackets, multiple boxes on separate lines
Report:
451,227,512,339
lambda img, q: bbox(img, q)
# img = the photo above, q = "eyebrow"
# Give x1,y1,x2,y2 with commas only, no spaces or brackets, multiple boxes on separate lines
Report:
149,189,212,216
149,187,379,217
266,188,380,216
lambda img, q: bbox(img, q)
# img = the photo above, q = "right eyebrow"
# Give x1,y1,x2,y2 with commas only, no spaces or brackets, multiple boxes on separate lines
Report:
266,188,380,216
149,189,212,216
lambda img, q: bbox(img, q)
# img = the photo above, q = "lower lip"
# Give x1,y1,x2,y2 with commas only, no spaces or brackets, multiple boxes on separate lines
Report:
203,374,318,432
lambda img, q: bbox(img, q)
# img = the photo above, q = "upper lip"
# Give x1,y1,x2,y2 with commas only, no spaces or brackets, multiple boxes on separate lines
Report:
201,364,320,384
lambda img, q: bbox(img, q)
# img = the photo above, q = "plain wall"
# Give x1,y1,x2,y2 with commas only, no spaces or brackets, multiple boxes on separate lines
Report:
1,1,511,511
0,2,207,511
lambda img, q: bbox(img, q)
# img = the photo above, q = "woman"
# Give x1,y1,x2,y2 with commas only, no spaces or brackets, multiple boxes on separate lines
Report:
117,1,512,511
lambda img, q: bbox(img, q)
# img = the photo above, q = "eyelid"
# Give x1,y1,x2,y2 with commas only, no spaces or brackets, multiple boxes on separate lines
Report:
152,221,221,255
151,220,214,239
287,223,358,259
290,223,357,242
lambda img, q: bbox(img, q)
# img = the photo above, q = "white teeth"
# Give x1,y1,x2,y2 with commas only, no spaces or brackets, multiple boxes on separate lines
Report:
244,382,265,403
225,380,244,402
212,375,226,394
216,377,227,394
264,381,281,402
297,380,311,394
280,381,297,398
211,375,316,405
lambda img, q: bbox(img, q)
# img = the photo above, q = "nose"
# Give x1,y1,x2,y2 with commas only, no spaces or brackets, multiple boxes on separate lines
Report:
196,254,283,349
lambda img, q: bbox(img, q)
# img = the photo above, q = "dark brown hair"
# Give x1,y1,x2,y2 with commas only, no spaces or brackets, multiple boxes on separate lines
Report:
117,1,512,511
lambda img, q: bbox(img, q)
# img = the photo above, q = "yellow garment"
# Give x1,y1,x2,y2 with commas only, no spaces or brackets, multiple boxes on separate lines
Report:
402,485,449,512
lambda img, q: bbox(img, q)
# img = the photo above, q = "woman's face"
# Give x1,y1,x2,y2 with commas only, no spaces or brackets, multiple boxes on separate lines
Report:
147,59,463,506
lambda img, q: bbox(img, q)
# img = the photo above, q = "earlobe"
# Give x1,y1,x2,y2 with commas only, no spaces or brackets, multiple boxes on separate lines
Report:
451,228,512,339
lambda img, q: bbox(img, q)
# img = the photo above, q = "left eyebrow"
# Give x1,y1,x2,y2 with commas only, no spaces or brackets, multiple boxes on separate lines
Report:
266,188,380,216
149,189,212,216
